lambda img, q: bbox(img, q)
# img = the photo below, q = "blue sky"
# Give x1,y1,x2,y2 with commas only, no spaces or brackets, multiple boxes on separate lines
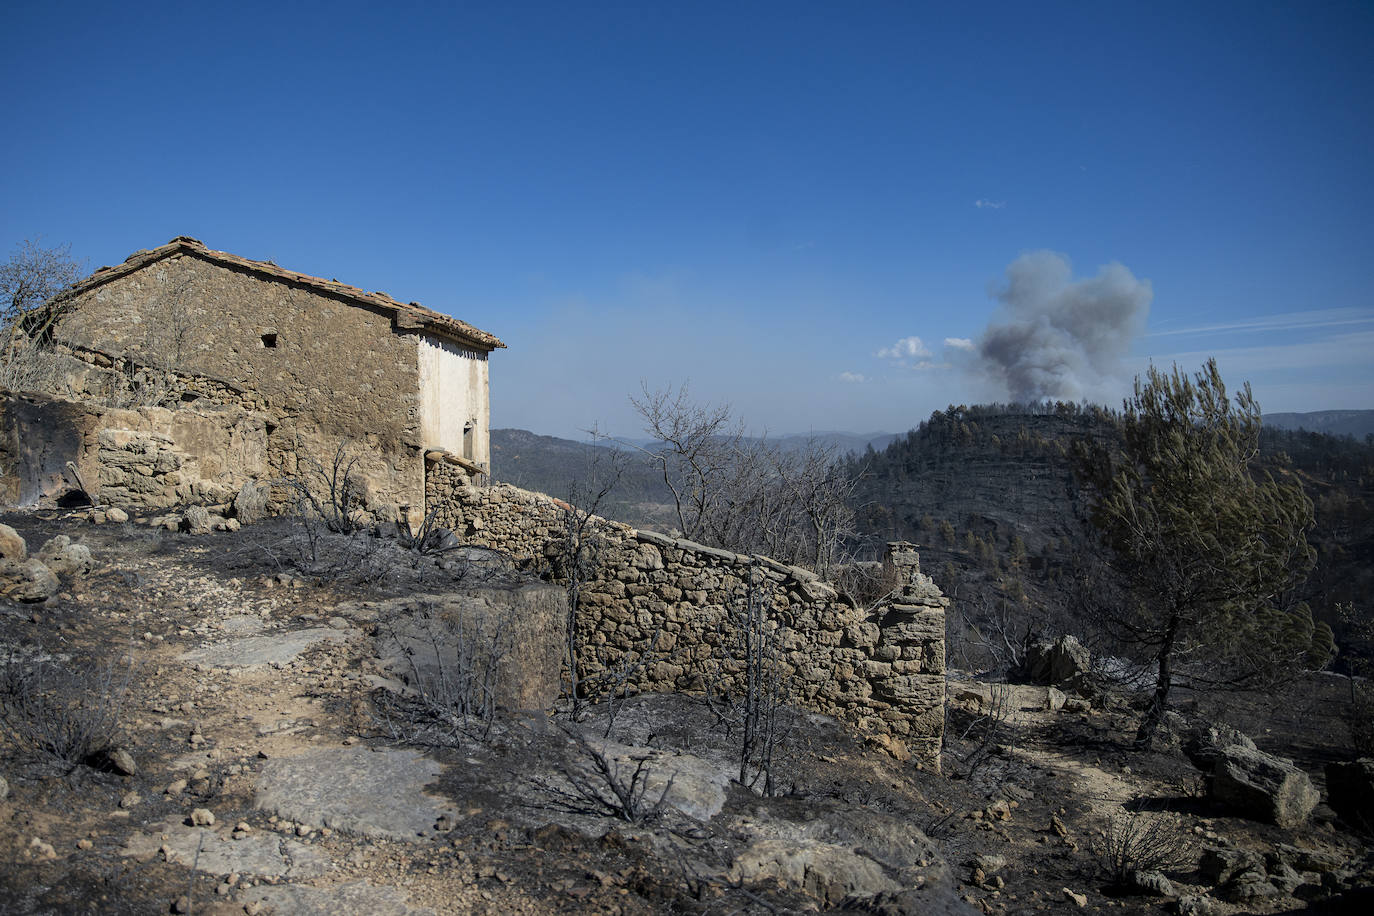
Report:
4,1,1371,439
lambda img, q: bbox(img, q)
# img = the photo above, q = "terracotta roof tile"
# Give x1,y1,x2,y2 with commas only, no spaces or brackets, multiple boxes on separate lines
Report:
61,237,505,351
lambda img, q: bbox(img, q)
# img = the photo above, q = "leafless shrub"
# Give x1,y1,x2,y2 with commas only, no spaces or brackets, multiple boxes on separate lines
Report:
594,628,664,739
1090,807,1196,888
0,649,133,772
373,605,512,748
950,682,1015,780
398,505,451,556
619,382,858,576
705,570,792,795
534,723,674,825
277,441,368,567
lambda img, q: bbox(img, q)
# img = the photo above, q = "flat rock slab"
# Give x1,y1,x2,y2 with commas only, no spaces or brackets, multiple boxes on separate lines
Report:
121,821,330,879
597,738,732,821
240,880,434,916
220,614,266,635
255,746,455,841
179,627,350,668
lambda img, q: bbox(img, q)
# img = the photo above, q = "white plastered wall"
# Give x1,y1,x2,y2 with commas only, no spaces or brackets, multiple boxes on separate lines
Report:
416,335,491,468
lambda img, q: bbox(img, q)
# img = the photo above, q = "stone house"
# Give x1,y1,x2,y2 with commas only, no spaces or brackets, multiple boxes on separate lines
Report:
13,237,504,516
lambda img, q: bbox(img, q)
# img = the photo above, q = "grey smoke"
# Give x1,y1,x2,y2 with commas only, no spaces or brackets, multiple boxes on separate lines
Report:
975,250,1152,402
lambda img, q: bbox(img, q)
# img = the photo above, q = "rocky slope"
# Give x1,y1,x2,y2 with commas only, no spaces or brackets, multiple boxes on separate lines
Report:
1,510,1371,915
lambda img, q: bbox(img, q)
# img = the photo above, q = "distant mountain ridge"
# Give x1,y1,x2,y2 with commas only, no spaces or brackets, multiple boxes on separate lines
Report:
1264,410,1374,439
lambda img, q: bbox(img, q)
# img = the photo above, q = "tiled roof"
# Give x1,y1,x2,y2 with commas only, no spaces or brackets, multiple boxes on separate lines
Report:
59,236,505,351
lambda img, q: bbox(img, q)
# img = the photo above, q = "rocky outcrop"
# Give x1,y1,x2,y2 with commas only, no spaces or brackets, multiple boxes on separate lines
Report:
0,527,93,602
1209,745,1319,828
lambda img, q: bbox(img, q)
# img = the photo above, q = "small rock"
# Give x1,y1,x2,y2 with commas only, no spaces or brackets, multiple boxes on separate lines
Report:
106,507,129,523
985,799,1012,821
166,779,187,795
1049,814,1069,837
190,808,215,827
173,894,191,913
1046,687,1067,711
1172,895,1221,916
107,748,137,776
1062,887,1087,907
29,837,57,860
76,839,93,850
119,791,141,809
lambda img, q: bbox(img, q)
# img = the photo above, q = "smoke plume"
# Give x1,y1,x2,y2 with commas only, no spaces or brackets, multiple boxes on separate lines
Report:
975,251,1151,402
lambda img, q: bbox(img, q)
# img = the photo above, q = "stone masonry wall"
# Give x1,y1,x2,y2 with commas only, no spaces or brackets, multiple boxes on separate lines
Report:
53,253,426,510
1,389,268,509
426,470,946,764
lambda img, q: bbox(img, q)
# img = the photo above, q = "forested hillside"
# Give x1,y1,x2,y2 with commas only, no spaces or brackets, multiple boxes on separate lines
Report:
846,403,1374,670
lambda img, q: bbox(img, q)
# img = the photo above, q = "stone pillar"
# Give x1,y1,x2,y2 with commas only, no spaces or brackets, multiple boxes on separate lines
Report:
870,543,947,767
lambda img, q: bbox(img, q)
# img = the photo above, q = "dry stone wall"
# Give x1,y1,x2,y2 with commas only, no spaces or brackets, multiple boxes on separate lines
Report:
1,389,268,509
426,474,947,764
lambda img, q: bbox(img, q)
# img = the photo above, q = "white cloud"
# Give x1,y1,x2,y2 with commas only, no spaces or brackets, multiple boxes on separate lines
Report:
838,371,866,383
974,199,1005,209
944,337,975,350
877,336,932,359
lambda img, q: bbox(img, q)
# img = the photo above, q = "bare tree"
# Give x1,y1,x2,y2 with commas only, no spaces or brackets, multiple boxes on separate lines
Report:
622,383,858,576
705,569,791,795
627,381,740,542
0,238,84,394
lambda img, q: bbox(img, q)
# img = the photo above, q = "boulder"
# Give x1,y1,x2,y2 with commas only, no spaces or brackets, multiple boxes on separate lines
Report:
1184,721,1257,771
181,505,212,535
1325,758,1374,830
37,536,94,577
1210,745,1319,829
0,558,60,603
1221,869,1278,902
1199,846,1264,885
0,524,26,561
233,481,271,525
1023,635,1090,687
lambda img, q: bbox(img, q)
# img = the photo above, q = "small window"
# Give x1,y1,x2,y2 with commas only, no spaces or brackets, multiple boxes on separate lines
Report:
260,333,278,348
463,421,475,461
